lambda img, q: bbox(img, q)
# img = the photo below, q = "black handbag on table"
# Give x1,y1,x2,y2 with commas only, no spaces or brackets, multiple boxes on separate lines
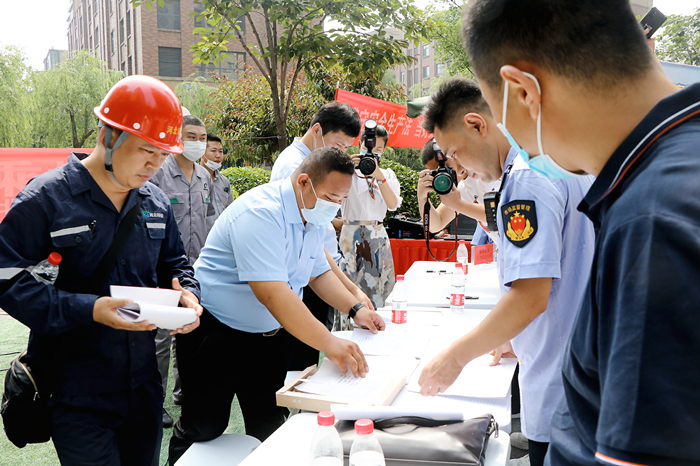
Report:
1,197,142,448
338,414,498,466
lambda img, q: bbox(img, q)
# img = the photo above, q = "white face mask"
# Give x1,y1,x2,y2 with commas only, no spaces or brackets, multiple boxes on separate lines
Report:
182,141,207,162
300,179,339,226
204,158,221,171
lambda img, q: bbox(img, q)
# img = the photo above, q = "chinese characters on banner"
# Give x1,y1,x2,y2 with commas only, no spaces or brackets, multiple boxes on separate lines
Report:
0,148,91,222
335,89,433,149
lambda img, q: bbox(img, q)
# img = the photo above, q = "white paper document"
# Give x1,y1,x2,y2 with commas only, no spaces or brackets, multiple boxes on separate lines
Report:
110,285,197,330
350,328,431,359
407,354,517,398
330,404,464,422
296,356,419,402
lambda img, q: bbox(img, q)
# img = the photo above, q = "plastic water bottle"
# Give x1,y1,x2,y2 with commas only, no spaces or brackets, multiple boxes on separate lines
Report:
309,411,343,466
391,275,407,324
450,263,465,313
29,252,62,285
349,419,386,466
457,241,469,274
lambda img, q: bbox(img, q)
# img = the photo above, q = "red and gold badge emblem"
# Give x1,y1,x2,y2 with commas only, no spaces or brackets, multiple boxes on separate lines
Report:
501,200,537,247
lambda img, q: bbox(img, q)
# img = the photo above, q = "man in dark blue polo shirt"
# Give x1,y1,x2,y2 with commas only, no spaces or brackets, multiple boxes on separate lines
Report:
461,1,700,465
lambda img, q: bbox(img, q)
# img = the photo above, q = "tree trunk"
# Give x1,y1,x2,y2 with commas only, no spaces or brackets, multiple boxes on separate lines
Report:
69,111,79,148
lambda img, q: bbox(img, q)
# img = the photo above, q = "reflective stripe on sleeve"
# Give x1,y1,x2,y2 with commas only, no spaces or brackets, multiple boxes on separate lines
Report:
50,225,91,238
0,267,25,281
595,452,649,466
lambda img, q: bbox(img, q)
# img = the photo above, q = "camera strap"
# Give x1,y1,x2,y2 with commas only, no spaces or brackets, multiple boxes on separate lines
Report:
422,200,459,262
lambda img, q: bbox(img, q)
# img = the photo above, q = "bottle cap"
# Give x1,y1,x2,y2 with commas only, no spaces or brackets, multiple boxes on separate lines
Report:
48,252,62,266
396,275,404,281
355,418,374,435
455,263,462,269
317,411,335,426
459,240,467,245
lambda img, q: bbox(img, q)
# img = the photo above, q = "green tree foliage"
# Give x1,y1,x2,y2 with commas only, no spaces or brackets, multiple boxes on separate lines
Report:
32,51,122,148
0,46,34,147
174,78,216,121
133,0,429,151
221,166,270,196
657,8,700,66
426,0,474,79
205,65,405,166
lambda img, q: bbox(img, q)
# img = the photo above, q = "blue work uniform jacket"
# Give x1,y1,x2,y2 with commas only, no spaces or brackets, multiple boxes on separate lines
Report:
0,153,199,398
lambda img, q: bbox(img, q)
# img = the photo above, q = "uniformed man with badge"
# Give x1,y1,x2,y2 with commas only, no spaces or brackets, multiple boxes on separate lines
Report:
416,77,595,466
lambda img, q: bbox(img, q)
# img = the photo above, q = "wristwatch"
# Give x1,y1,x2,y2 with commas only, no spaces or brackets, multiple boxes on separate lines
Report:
348,302,363,319
375,178,386,187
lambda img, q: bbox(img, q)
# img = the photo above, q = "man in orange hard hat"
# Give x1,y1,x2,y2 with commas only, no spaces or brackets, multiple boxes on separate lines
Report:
0,75,202,465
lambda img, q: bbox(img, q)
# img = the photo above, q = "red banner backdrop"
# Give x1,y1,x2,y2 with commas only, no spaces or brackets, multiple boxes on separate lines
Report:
0,148,93,222
335,89,433,149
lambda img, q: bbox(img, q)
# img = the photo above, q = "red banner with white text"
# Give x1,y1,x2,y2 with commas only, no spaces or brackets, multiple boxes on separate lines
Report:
335,89,433,149
0,148,93,222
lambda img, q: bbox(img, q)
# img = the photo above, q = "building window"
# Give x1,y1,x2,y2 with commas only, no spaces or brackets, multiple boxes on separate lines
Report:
423,66,430,79
127,11,131,37
407,69,412,87
436,63,444,77
110,0,113,15
119,19,124,44
88,5,91,18
94,0,98,15
159,47,182,77
127,55,132,75
89,35,93,49
400,71,405,84
158,0,181,30
111,30,115,54
95,28,99,48
195,4,244,35
414,68,419,85
423,44,429,57
121,61,126,73
196,51,246,80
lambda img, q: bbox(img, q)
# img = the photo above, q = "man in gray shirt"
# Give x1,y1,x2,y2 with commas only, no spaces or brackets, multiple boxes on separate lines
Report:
150,114,214,427
200,133,234,233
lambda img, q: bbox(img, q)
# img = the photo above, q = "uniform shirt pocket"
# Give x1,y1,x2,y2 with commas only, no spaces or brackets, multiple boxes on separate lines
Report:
145,221,167,240
50,224,94,249
169,194,187,223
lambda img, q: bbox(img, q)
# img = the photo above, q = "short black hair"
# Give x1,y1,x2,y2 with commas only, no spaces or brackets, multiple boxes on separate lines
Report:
463,0,654,91
361,124,389,146
421,77,491,133
309,102,361,139
294,146,355,185
206,133,222,145
421,139,436,166
183,114,205,128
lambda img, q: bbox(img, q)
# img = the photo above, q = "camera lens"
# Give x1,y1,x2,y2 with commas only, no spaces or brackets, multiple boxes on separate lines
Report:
433,173,453,195
359,156,376,176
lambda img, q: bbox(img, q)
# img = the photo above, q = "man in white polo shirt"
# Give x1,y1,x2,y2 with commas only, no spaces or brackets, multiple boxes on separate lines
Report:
169,147,385,465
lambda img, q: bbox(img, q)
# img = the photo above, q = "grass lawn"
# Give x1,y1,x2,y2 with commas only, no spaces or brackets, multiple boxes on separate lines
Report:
0,317,246,466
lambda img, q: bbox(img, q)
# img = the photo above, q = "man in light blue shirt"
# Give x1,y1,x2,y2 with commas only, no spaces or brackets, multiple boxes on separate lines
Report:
271,101,376,371
169,147,385,465
417,78,594,466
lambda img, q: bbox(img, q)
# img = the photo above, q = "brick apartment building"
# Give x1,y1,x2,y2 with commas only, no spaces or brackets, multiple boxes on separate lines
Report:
66,0,259,88
393,0,654,99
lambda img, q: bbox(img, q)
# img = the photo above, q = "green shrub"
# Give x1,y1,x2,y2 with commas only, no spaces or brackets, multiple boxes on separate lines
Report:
221,167,270,197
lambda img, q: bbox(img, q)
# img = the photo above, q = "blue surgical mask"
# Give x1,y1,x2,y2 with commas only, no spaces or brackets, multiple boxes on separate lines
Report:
300,179,339,225
496,72,586,179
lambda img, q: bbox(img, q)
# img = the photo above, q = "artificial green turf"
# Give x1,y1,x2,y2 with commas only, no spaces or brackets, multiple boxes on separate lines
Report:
0,317,246,466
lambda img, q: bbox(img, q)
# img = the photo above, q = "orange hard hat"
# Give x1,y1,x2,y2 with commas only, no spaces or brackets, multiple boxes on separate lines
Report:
94,75,184,154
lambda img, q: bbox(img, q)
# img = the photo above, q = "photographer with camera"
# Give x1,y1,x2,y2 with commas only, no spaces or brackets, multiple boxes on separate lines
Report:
339,121,402,309
418,139,500,240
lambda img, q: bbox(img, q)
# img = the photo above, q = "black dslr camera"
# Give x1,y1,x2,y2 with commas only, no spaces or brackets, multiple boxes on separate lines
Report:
358,119,378,176
429,141,457,195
